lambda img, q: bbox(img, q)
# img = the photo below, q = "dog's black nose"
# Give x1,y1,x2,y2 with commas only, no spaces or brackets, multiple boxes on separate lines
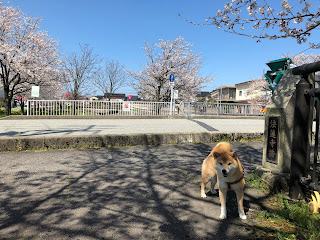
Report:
222,169,226,174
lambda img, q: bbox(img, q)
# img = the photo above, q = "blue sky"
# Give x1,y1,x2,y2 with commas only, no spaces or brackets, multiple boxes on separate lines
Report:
8,0,320,96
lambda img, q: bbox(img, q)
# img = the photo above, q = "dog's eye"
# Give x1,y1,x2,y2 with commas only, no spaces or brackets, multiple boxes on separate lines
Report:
228,163,232,165
219,163,223,165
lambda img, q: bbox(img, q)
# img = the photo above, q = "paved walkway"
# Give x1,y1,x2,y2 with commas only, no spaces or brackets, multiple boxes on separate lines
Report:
0,118,264,138
0,142,266,240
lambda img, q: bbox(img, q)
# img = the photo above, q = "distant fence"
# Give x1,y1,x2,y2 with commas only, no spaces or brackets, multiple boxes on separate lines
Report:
182,102,265,116
26,100,265,117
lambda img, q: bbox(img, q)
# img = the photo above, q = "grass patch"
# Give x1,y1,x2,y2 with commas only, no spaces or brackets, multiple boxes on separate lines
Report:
250,194,320,240
0,107,26,116
245,170,270,192
247,170,320,240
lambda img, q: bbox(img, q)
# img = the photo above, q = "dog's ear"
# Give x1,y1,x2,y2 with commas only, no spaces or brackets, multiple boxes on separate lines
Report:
229,151,238,159
213,152,221,159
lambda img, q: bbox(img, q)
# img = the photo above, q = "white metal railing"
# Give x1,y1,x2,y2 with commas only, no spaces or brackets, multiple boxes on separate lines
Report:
26,100,172,116
26,100,265,116
183,102,265,116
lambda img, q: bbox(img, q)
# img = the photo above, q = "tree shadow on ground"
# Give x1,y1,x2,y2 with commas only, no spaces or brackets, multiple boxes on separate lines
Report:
0,142,271,239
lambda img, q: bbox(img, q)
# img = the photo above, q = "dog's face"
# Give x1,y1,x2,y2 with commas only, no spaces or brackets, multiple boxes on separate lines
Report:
213,151,239,177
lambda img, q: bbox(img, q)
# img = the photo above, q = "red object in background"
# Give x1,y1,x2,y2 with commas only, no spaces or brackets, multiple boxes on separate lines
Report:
260,107,266,113
65,93,70,98
17,96,22,100
128,95,132,100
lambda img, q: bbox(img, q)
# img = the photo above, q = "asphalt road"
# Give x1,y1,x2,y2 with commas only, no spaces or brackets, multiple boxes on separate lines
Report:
0,142,266,240
0,118,264,138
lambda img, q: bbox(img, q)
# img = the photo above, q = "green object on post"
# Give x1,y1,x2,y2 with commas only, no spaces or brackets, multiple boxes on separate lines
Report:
265,58,292,92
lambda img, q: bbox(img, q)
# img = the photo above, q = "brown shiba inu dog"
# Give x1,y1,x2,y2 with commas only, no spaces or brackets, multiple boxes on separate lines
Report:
201,142,246,220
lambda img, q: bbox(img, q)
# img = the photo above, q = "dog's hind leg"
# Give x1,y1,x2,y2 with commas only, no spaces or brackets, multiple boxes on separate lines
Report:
201,179,208,198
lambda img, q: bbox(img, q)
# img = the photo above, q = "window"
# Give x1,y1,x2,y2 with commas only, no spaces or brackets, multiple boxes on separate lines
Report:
239,90,242,97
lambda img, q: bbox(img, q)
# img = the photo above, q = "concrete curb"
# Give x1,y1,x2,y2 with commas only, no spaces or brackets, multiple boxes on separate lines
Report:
0,132,264,152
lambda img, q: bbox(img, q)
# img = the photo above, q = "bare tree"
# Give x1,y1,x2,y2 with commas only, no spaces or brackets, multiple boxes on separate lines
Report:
181,0,320,48
93,60,127,100
128,37,213,101
63,44,100,100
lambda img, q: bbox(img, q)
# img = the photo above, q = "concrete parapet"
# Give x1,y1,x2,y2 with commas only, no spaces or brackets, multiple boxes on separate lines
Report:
0,132,263,152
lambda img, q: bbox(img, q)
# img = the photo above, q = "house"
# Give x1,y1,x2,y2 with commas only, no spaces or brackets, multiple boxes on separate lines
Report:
235,81,251,103
106,93,126,102
126,95,140,101
215,86,236,102
89,96,99,101
235,80,271,104
95,95,106,101
195,91,211,102
210,90,219,101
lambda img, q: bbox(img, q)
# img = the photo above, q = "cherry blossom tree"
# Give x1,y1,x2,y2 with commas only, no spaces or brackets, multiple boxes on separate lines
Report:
181,0,320,48
63,44,101,100
14,80,63,114
93,60,127,100
128,37,213,101
288,52,320,65
0,3,61,115
245,78,271,104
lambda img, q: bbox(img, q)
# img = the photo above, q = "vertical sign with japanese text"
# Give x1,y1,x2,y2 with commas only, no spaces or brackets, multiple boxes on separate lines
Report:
31,86,40,98
122,101,130,112
266,116,280,164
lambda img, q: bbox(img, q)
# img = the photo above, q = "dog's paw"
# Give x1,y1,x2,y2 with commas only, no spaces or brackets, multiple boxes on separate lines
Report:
239,211,247,220
201,193,207,198
219,207,227,219
210,189,218,195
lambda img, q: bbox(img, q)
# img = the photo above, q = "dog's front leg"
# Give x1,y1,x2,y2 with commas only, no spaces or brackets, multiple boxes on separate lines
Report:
210,174,217,195
235,188,247,220
219,188,227,219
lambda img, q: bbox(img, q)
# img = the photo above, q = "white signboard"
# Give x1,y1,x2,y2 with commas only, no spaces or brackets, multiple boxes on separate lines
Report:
173,90,179,99
122,101,130,111
31,86,40,97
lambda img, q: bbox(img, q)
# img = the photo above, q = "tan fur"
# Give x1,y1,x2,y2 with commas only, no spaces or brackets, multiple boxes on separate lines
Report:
200,142,246,220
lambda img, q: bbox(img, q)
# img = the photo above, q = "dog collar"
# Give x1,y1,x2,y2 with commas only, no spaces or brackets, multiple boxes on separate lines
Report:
226,174,244,189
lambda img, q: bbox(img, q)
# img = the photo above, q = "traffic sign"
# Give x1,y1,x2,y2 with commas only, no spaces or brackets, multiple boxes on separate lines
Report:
169,74,175,82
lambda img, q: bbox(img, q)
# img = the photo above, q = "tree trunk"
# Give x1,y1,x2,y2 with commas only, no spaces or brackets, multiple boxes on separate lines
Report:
19,99,25,115
156,85,161,102
3,85,11,115
5,96,11,115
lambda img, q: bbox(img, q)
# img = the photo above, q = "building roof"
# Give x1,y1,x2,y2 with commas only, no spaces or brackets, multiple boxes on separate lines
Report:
195,91,211,97
235,80,252,87
216,85,236,90
105,93,126,99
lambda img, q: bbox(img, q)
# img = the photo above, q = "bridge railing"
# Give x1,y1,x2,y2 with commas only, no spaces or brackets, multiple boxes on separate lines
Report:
26,100,265,116
182,102,265,116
